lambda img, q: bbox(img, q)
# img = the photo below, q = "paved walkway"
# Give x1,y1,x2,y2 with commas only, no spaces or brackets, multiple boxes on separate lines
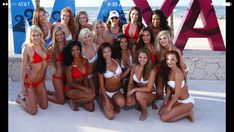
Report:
9,80,225,132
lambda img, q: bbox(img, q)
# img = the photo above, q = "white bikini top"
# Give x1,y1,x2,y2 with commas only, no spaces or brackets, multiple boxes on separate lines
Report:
133,66,148,84
82,44,98,63
120,54,133,68
167,80,185,88
66,32,72,41
44,27,51,40
104,59,122,78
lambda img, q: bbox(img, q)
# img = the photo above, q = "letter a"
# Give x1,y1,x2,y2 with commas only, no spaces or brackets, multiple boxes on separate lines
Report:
174,0,225,51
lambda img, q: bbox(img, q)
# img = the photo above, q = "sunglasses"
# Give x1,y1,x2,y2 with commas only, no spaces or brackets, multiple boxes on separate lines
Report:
111,17,119,20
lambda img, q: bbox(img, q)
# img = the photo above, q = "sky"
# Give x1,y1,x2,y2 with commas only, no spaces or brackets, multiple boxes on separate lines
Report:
37,0,226,7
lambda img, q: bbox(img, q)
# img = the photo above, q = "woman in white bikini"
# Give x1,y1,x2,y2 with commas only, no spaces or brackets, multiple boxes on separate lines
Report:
159,50,194,122
155,30,188,100
79,28,99,96
54,8,77,41
112,34,133,97
126,48,156,121
96,43,125,120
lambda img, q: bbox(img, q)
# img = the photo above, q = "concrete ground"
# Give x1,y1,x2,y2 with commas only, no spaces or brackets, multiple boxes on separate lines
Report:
8,80,226,132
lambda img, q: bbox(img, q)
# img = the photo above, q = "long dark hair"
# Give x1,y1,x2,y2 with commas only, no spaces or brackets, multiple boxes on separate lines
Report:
128,6,144,30
96,42,113,73
112,34,130,60
62,40,82,66
136,27,155,52
149,10,170,30
161,50,183,84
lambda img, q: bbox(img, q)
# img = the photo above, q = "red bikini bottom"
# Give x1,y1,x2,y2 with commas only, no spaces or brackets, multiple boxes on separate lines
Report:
24,74,45,88
52,73,66,81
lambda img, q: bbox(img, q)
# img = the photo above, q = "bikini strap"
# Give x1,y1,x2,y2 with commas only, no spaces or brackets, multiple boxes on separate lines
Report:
135,65,138,72
112,59,120,66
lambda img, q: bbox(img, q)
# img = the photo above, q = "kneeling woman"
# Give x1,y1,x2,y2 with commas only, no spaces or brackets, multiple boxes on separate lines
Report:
16,25,49,115
96,43,125,120
126,48,156,121
159,50,194,122
62,40,95,111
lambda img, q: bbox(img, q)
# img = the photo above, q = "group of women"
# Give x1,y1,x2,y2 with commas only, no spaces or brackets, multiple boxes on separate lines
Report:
16,6,194,122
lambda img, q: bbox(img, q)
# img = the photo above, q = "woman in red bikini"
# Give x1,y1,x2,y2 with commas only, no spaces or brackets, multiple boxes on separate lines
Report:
96,43,125,120
136,27,158,65
47,26,67,104
62,40,95,111
123,6,144,58
16,25,50,115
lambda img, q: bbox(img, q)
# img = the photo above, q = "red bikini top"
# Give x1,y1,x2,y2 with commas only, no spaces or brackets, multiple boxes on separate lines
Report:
31,47,50,64
148,45,156,64
124,24,140,40
151,55,156,64
72,62,88,78
56,52,63,62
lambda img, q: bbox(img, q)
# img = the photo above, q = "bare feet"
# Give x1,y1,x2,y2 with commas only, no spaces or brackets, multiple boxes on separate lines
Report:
115,106,121,114
16,95,21,104
70,100,79,111
16,94,25,104
139,110,148,121
84,102,95,112
135,105,142,111
151,103,158,110
187,111,194,122
47,90,54,95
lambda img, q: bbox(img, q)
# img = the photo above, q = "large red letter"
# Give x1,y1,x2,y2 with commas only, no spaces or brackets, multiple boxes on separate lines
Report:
133,0,225,51
132,0,152,25
173,0,225,51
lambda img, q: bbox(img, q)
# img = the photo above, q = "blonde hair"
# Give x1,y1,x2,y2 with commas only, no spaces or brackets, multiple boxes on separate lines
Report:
92,20,105,39
78,28,93,47
51,26,67,60
155,30,172,62
23,25,46,51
